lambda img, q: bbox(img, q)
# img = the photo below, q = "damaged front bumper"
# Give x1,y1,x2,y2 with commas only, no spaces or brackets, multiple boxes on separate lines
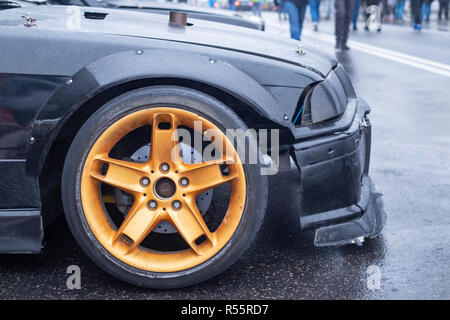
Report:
292,98,386,246
312,176,386,246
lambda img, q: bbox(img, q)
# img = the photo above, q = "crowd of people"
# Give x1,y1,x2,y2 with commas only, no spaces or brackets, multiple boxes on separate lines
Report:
271,0,449,49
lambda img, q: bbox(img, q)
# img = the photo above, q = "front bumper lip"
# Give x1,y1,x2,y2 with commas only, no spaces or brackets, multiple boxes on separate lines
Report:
294,97,371,221
313,176,386,247
293,97,386,246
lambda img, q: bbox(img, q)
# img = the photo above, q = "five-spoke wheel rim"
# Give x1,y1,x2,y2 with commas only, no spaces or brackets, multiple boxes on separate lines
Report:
80,107,246,272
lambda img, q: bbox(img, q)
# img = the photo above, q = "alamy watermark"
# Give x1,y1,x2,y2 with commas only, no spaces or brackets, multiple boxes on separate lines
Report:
66,265,81,290
171,121,280,176
66,6,82,30
366,5,382,31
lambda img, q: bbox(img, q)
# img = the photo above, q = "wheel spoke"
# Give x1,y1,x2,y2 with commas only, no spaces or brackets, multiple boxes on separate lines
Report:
168,197,216,255
150,113,181,167
179,159,237,195
114,199,161,251
88,155,148,194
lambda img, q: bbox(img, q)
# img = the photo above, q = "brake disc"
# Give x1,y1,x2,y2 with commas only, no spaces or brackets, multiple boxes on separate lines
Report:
113,143,213,234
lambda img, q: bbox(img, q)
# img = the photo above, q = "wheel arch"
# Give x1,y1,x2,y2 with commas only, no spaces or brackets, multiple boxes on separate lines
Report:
28,50,294,177
33,52,294,225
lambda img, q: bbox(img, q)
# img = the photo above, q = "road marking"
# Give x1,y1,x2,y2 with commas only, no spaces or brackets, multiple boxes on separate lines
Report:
346,42,450,77
266,20,450,77
302,29,450,77
386,23,450,37
305,30,450,77
349,41,450,71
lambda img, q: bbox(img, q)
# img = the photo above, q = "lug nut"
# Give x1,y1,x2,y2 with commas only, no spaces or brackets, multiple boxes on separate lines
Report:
140,177,150,187
172,200,182,210
148,200,158,210
160,163,170,173
180,177,189,187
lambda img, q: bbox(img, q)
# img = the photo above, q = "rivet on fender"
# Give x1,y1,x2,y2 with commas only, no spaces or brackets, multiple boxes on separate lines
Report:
295,45,307,56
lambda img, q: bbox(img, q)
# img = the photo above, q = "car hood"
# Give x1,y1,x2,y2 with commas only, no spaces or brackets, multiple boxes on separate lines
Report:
0,6,337,77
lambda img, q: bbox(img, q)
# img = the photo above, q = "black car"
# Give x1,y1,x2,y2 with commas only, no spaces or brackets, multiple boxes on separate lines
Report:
0,6,385,288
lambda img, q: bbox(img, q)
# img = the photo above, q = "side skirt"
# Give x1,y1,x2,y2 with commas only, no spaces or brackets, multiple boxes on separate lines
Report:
0,160,43,253
0,209,42,253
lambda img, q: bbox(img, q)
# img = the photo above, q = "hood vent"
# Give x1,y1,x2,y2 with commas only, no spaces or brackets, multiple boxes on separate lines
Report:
84,12,109,20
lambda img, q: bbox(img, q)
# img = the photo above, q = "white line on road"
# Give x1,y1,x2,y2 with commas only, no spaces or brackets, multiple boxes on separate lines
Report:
302,29,450,77
305,30,450,76
266,21,450,77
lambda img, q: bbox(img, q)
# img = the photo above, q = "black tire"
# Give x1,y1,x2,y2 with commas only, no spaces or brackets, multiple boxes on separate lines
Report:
61,86,268,289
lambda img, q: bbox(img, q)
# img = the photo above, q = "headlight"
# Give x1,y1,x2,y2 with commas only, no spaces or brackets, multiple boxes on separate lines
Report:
292,64,356,126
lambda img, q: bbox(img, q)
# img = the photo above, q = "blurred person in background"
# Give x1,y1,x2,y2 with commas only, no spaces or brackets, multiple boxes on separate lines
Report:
421,0,433,22
276,0,289,21
229,0,236,10
438,0,449,20
310,0,321,30
284,0,309,40
323,0,333,20
252,0,263,16
275,0,281,20
394,0,406,21
411,0,425,29
364,0,382,31
382,0,396,22
352,0,361,30
335,0,354,50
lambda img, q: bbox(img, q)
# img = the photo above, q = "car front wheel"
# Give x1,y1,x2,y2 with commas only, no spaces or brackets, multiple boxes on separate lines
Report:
61,86,268,288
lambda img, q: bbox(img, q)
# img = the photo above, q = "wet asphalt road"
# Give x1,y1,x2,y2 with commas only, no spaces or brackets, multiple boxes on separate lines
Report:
1,12,449,300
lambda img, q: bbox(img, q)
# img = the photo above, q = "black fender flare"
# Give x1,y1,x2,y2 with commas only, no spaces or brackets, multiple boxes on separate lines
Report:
27,50,291,175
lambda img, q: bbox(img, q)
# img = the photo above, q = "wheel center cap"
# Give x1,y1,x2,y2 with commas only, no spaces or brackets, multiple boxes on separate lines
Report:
154,177,176,199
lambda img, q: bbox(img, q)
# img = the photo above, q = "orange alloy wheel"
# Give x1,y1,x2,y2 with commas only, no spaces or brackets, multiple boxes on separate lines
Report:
80,107,246,272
